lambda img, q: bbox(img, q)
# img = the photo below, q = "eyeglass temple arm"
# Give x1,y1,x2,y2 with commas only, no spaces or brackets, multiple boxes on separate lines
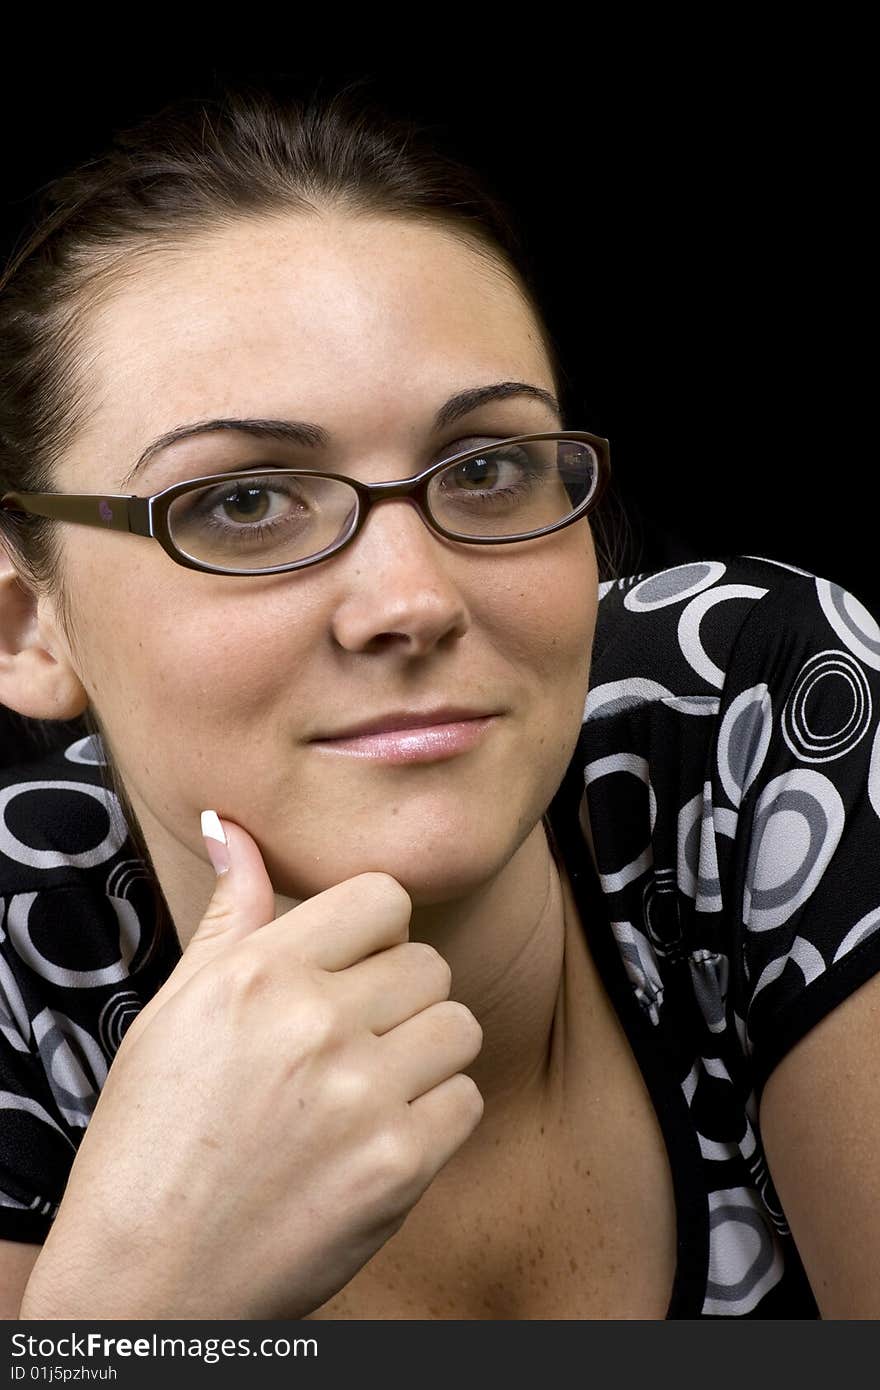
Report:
0,491,153,537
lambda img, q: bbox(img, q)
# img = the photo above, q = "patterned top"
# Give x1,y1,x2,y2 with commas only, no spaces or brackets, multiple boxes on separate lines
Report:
2,553,880,1318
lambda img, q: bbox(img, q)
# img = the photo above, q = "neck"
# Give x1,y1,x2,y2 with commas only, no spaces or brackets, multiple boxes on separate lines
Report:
405,819,568,1123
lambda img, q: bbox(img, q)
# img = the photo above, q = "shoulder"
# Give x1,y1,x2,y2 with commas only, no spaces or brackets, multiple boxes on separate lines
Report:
0,728,161,1036
0,730,130,897
590,553,879,704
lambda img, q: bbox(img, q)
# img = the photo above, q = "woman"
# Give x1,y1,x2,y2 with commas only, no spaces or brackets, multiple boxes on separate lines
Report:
1,80,879,1320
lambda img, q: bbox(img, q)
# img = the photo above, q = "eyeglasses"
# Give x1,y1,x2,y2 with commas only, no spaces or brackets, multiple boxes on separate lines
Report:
0,431,610,577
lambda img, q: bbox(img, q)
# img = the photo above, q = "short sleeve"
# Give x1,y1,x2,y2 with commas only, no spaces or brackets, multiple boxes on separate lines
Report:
0,958,70,1243
717,567,880,1104
0,732,182,1245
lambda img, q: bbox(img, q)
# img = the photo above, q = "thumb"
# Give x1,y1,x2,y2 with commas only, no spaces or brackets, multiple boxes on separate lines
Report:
156,809,280,990
194,809,279,949
117,809,281,1055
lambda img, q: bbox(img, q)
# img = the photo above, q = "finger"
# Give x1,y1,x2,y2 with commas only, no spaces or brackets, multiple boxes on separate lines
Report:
245,868,413,972
379,1000,483,1102
334,940,452,1035
408,1073,485,1171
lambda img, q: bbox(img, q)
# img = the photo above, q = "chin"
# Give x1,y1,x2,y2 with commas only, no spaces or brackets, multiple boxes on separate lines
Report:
266,825,525,909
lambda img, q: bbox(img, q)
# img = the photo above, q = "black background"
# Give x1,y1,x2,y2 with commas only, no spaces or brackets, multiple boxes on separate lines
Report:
0,41,871,768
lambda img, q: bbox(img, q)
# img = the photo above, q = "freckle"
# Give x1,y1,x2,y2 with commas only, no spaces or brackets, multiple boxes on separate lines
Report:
570,1258,579,1273
539,1125,544,1135
298,1097,306,1109
574,1158,581,1173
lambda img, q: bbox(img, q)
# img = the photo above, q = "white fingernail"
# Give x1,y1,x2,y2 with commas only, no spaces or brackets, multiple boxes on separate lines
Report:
200,809,227,844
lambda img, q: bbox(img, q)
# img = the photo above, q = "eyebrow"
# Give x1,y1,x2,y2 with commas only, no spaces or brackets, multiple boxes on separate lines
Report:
118,381,562,489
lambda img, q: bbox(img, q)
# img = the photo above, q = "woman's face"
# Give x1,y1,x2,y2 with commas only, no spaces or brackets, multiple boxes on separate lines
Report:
48,212,599,906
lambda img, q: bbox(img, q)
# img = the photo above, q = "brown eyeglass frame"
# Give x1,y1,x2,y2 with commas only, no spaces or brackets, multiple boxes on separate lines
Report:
0,430,611,577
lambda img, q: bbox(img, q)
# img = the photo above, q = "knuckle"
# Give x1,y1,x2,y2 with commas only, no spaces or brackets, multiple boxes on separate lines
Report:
411,941,452,991
436,999,483,1047
321,1063,372,1111
455,1072,485,1119
216,953,275,1006
291,993,342,1051
367,1124,422,1191
362,872,412,927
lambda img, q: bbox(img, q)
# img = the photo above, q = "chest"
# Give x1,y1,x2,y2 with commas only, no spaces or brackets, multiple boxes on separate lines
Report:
305,1007,678,1320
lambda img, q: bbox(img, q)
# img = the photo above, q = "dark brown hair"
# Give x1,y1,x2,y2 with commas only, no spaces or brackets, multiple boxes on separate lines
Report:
0,74,629,867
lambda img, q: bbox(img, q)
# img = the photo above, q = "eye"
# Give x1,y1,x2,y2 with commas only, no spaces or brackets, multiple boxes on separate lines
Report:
444,450,531,491
437,435,511,463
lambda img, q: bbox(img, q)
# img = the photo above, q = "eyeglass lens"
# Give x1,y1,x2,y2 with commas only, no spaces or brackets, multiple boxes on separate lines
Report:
166,437,599,573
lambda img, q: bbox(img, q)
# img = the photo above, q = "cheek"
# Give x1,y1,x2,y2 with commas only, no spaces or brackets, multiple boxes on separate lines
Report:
475,530,598,684
75,560,317,738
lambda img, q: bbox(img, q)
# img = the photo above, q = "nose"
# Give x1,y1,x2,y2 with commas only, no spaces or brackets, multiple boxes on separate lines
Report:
330,497,470,657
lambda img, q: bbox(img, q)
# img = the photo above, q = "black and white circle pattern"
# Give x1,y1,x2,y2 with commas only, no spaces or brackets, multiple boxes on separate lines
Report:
817,578,880,671
832,904,880,962
623,561,728,612
31,1006,107,1128
0,779,127,871
642,869,683,958
748,934,826,1020
583,752,656,893
704,1185,785,1315
677,585,770,690
680,1058,786,1313
63,734,107,766
742,770,845,932
742,555,814,578
678,784,723,912
717,684,773,809
781,650,873,764
98,989,143,1058
0,948,30,1055
584,677,673,723
871,721,880,822
4,892,135,989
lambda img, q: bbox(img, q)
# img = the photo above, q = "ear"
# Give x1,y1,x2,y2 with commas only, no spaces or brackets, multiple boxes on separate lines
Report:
0,542,89,721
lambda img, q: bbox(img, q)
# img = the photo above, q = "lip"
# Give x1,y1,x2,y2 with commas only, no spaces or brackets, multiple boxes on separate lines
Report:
309,709,500,764
311,706,498,740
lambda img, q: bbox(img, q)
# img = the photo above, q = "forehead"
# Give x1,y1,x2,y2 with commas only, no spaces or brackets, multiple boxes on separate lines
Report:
91,214,542,397
72,214,549,483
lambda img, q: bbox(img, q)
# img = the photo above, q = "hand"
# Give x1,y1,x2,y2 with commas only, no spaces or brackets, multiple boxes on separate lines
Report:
19,816,484,1320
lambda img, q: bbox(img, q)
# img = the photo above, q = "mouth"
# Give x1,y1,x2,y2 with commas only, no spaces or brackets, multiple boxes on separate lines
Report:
308,709,501,765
